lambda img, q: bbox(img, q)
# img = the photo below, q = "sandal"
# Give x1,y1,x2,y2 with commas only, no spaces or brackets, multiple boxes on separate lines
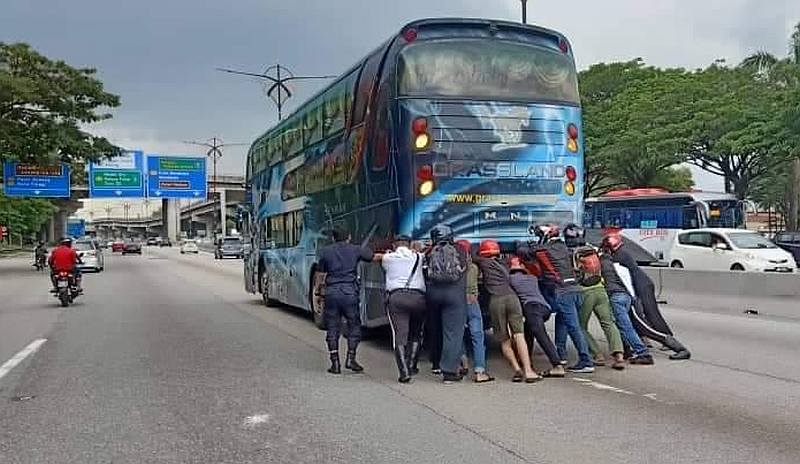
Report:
525,375,543,384
512,371,524,383
474,374,496,383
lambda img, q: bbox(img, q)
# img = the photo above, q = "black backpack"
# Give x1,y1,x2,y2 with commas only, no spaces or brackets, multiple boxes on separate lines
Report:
426,241,464,284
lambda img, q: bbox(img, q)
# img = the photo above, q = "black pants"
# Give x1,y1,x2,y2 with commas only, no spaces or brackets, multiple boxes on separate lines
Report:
523,302,561,367
425,301,443,369
634,279,673,336
324,286,361,353
426,283,466,375
387,290,426,349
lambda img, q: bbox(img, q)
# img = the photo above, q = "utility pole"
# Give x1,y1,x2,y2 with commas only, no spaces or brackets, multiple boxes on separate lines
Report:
789,37,800,231
521,0,528,24
184,137,246,196
216,64,336,121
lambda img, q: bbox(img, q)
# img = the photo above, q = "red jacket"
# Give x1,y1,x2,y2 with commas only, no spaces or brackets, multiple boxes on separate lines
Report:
49,245,79,272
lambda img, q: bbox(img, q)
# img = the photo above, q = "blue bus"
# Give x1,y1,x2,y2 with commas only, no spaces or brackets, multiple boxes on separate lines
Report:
584,189,746,260
242,18,583,327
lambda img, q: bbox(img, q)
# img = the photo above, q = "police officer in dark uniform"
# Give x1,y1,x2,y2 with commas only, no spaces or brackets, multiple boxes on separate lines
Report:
315,227,374,374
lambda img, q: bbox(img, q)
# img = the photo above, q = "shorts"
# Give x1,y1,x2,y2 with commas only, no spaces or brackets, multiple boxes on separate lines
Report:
488,294,525,342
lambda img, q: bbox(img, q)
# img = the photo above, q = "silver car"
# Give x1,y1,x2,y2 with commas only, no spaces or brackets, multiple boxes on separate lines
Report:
74,239,104,272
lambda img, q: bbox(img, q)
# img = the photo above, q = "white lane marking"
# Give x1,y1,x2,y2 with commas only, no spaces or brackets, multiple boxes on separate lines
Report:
571,377,635,396
243,413,271,428
0,339,47,381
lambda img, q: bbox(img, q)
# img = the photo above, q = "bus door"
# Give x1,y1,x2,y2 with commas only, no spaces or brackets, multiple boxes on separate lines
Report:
283,209,308,309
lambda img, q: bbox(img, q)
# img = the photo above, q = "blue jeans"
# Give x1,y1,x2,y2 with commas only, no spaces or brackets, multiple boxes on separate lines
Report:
553,289,592,365
609,292,650,357
462,302,486,373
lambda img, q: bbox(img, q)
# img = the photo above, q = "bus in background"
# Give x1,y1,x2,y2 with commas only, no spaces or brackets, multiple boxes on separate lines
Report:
584,188,745,261
242,18,584,328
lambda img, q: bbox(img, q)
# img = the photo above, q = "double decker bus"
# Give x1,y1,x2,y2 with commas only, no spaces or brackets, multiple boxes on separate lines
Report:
584,188,746,261
241,18,584,327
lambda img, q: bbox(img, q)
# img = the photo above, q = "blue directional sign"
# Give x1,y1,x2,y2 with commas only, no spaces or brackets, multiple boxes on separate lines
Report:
146,156,207,199
2,161,71,198
89,150,145,198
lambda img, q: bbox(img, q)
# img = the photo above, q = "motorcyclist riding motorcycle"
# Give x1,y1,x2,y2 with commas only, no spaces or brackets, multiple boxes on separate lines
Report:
34,240,48,270
48,238,83,292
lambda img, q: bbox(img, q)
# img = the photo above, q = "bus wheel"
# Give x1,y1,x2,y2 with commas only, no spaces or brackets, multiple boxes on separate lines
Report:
310,285,325,330
260,271,271,307
731,263,745,271
670,260,683,269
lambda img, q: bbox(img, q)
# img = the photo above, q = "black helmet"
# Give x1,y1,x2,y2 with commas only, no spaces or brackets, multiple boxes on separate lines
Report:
430,224,453,243
60,237,73,247
563,223,586,248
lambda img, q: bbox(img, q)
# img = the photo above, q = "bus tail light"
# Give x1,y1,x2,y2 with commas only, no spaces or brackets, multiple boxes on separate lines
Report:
403,28,418,43
566,123,579,153
417,165,434,196
412,117,432,151
564,165,576,196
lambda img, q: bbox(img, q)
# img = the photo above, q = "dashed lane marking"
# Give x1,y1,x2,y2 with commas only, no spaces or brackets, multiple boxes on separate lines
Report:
243,413,271,429
570,377,664,402
0,339,47,381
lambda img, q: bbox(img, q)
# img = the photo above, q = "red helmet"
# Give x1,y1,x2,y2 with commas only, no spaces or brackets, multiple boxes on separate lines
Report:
478,239,501,257
455,239,471,254
602,233,624,252
507,256,526,272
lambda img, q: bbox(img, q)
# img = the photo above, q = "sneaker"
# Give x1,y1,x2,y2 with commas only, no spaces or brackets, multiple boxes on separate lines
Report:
629,355,654,365
567,364,595,374
442,372,463,384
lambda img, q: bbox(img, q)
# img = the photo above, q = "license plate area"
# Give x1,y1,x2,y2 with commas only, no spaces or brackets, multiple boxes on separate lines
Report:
57,280,69,288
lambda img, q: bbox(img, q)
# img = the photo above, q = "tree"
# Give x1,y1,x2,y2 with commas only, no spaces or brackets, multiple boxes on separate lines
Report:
0,193,56,241
0,42,121,165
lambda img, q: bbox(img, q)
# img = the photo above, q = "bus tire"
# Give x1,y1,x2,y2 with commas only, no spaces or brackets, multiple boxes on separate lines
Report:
309,271,325,330
670,260,684,269
730,263,745,271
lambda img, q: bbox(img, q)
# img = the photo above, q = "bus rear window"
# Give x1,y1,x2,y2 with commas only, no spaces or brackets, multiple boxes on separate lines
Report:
398,40,578,104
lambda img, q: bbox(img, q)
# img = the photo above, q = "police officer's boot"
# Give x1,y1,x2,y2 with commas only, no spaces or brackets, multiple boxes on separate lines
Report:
345,349,364,372
407,341,422,375
395,345,412,383
664,336,691,360
327,351,341,374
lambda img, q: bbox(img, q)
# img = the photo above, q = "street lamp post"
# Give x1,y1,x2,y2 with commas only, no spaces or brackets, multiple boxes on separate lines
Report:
216,64,336,121
521,0,528,23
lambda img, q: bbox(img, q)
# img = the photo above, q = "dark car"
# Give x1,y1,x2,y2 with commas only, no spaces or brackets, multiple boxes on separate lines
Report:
122,240,142,255
158,237,172,247
774,231,800,267
215,236,244,259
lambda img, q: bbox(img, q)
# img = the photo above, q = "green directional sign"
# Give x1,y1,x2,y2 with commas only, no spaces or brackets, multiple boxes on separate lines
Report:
92,170,142,188
158,158,203,171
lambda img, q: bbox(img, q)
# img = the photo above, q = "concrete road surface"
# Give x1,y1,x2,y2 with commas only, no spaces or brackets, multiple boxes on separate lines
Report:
0,249,798,464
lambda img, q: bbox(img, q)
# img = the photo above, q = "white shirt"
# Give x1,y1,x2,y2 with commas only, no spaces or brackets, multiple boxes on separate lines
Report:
613,263,636,297
382,246,426,293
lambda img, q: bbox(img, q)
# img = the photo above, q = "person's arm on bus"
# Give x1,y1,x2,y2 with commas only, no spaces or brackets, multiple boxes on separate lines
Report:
314,251,329,296
357,244,374,263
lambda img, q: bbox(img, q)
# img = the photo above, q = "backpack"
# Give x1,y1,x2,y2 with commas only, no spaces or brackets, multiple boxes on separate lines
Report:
426,241,464,284
573,245,602,287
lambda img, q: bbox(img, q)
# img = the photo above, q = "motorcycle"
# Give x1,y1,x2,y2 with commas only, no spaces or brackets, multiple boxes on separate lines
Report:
33,253,47,271
53,271,80,307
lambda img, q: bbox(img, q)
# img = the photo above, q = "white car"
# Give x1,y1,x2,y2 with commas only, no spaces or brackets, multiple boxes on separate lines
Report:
180,240,199,254
74,239,104,272
668,228,796,272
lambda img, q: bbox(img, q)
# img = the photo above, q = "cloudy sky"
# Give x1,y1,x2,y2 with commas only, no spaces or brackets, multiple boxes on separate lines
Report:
3,0,800,214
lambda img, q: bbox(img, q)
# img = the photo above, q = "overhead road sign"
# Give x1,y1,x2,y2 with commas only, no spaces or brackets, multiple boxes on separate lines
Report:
146,156,207,199
89,150,145,198
2,162,71,198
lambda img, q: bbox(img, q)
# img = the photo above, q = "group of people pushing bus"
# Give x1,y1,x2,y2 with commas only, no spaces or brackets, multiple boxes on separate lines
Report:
314,223,691,383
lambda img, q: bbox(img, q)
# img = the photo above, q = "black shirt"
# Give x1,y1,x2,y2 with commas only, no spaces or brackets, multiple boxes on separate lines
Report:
472,256,514,296
319,242,373,288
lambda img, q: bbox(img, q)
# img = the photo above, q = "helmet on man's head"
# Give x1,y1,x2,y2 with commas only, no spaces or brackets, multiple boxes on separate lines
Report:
507,255,527,272
478,239,500,257
563,223,586,248
60,237,72,247
455,239,472,254
530,223,561,243
430,224,454,243
601,233,624,252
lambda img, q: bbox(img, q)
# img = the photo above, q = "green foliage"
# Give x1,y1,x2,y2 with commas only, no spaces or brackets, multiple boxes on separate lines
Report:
0,42,121,165
0,193,55,240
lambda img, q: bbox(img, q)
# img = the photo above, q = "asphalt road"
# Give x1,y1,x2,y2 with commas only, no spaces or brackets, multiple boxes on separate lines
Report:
0,248,798,463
